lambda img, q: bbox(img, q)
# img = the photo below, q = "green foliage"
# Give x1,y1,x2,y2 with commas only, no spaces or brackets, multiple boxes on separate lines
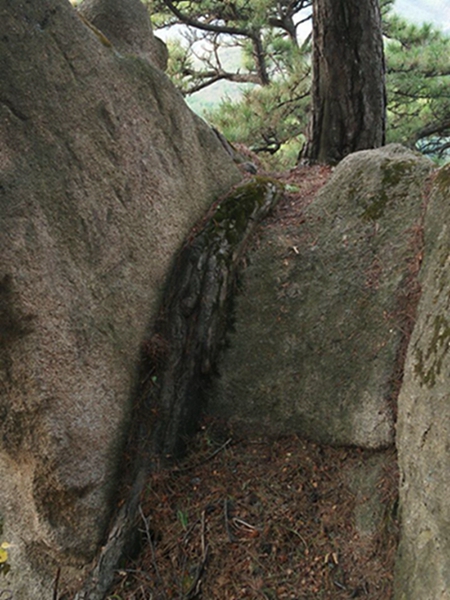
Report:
147,0,305,32
149,0,450,165
206,57,310,168
165,38,193,92
146,0,310,90
385,15,450,160
177,509,189,530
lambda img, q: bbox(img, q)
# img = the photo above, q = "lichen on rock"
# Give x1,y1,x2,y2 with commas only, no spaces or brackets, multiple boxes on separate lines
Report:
395,162,450,600
209,144,433,449
146,177,284,458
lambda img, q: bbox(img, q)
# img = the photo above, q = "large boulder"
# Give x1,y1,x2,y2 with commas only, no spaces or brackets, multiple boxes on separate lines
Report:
0,1,240,597
395,165,450,600
209,145,432,448
78,0,169,70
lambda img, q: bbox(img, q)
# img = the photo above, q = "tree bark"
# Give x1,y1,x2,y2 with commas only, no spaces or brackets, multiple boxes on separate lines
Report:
302,0,386,164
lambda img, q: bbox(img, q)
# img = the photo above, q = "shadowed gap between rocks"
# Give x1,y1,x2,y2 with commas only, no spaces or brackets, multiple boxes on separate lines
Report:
144,176,284,458
72,176,283,600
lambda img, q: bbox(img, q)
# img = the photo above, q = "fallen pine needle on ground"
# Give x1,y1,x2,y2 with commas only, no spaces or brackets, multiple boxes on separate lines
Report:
109,418,398,600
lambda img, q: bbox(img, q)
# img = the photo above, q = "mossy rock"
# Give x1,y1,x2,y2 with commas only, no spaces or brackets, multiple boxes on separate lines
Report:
209,145,433,448
395,163,450,599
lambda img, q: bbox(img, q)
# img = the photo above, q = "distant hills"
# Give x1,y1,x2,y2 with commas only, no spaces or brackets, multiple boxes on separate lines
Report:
395,0,450,32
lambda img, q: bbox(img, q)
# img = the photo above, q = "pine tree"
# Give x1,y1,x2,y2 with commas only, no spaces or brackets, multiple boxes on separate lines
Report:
149,0,450,165
301,0,386,164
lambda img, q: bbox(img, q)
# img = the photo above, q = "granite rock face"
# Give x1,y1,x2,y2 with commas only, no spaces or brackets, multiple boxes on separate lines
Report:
395,165,450,600
0,1,239,597
209,145,432,448
78,0,169,70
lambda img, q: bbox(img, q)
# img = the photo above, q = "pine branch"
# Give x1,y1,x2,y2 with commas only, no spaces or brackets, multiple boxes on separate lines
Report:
181,69,262,95
161,0,253,37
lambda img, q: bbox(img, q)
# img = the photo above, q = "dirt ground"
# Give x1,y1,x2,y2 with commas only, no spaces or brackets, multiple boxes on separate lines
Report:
108,166,400,600
108,420,398,600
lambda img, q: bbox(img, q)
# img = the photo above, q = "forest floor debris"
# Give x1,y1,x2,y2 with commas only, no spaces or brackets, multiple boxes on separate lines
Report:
108,419,398,600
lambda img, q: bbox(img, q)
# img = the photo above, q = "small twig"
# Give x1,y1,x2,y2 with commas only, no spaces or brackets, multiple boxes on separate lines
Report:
139,505,167,598
184,545,209,600
281,525,308,549
183,509,209,599
175,438,233,473
223,499,235,542
334,580,347,590
182,518,200,545
53,567,61,600
140,584,150,599
232,517,258,531
200,509,207,558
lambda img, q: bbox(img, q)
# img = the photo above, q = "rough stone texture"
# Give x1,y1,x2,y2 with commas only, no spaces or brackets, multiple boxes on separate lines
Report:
348,452,393,539
149,178,284,458
395,165,450,600
0,1,240,597
78,0,168,70
209,145,432,448
71,178,283,600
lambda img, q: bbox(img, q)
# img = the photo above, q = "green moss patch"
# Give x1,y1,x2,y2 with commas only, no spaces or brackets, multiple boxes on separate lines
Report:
414,314,450,388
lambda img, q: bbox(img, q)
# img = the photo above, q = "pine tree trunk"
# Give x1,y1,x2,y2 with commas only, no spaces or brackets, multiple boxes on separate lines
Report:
302,0,386,164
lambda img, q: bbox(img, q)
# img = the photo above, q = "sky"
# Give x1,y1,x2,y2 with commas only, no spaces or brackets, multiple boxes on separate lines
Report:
156,1,450,48
395,0,450,32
